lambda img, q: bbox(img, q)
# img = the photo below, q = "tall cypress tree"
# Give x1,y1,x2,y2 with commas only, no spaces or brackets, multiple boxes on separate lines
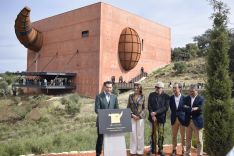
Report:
204,0,234,155
229,29,234,96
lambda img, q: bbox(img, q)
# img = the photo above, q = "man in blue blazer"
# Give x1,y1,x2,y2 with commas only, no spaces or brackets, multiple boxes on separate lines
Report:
183,85,204,156
169,83,186,156
95,81,119,156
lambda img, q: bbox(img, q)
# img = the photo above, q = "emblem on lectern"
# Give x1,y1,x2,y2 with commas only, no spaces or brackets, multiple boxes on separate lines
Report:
108,111,123,124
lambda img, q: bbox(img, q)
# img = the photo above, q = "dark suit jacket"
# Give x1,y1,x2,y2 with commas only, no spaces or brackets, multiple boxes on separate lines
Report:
148,92,170,123
183,95,204,129
169,94,186,125
95,92,119,126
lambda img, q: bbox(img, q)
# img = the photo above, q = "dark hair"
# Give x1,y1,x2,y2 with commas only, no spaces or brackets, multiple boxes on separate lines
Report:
173,82,182,89
103,81,113,86
189,84,197,90
134,83,143,95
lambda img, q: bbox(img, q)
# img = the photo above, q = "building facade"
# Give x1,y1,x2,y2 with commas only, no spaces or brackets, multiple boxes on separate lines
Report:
16,2,171,98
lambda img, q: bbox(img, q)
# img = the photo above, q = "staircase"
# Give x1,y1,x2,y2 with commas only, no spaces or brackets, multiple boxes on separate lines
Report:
129,72,148,83
115,72,148,90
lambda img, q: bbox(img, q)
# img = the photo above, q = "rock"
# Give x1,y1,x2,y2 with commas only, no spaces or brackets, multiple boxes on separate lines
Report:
25,108,42,121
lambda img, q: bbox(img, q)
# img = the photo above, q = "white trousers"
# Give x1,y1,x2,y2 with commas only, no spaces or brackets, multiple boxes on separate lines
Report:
130,118,144,155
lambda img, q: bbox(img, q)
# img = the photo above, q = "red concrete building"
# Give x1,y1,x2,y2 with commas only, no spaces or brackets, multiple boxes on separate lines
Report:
15,2,171,98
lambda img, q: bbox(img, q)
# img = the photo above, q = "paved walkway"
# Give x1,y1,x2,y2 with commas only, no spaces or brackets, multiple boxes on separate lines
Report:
39,145,208,156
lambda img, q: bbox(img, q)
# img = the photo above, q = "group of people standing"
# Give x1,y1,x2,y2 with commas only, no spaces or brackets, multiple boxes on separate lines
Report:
95,81,204,156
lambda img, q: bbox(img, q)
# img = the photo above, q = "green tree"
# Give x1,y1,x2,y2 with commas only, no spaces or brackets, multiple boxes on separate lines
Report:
204,0,234,155
172,47,185,61
2,72,17,85
229,28,234,95
185,43,199,58
193,29,212,56
194,27,234,57
171,43,199,61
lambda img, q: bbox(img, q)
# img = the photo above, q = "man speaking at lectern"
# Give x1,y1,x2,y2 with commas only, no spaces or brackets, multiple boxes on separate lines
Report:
95,81,119,156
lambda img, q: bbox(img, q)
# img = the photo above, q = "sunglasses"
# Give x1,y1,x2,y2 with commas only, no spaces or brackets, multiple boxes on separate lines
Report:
155,86,162,89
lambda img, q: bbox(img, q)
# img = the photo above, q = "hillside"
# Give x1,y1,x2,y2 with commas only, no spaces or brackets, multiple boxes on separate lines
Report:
0,58,207,156
141,57,206,88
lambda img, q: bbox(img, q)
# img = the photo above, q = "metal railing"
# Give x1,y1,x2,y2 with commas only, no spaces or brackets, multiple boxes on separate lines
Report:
114,83,135,90
129,72,148,83
13,82,76,90
115,72,148,90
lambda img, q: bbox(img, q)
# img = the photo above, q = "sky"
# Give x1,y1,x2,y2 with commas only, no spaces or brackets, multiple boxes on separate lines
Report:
0,0,234,73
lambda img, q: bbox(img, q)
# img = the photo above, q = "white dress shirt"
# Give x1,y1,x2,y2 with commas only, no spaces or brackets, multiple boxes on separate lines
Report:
191,95,197,107
174,94,181,109
104,92,111,103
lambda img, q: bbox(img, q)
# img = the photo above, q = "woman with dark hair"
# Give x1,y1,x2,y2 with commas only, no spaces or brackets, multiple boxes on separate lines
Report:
127,83,146,156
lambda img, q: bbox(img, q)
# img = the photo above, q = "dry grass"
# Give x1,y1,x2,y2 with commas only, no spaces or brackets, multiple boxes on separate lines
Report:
141,57,207,88
0,58,208,155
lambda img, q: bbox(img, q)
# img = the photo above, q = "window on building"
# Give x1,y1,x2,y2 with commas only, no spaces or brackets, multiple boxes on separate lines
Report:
82,30,89,37
142,39,144,51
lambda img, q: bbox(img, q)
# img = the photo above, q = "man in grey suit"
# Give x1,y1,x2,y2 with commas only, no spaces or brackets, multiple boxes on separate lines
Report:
95,81,119,156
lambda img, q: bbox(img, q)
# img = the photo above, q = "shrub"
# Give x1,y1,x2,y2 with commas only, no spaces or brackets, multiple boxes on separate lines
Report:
173,61,187,73
61,94,81,115
29,94,49,108
12,104,32,119
1,72,17,85
0,80,11,97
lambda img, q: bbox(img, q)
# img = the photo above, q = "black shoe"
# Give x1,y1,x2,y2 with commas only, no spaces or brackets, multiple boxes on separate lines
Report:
146,153,150,156
182,150,185,155
171,149,176,156
146,151,151,156
159,150,165,156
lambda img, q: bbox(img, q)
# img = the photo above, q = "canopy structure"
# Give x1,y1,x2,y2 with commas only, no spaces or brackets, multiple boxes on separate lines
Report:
13,72,77,92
